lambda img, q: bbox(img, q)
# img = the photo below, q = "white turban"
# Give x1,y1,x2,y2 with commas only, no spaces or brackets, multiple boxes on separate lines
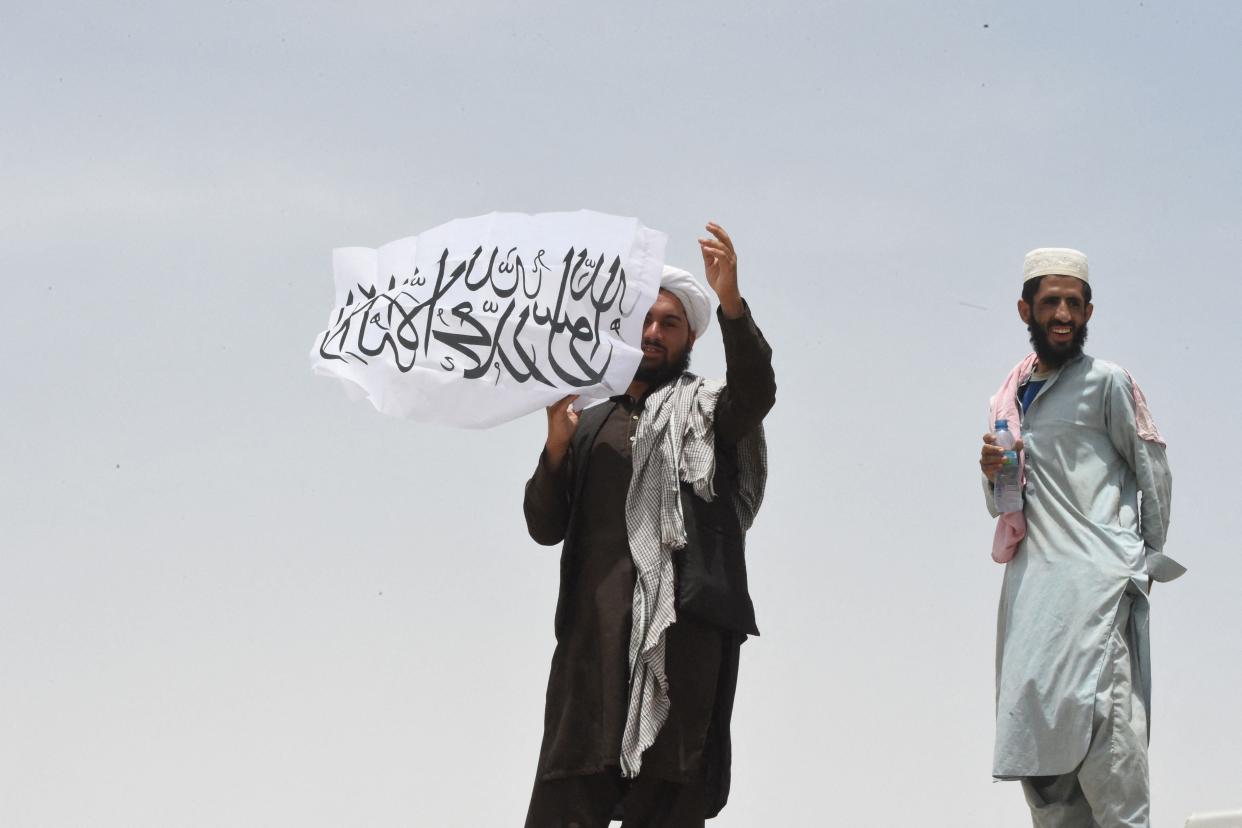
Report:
659,265,712,336
1023,247,1089,284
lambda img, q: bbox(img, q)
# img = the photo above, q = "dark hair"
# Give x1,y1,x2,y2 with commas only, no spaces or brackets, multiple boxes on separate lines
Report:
1022,275,1092,306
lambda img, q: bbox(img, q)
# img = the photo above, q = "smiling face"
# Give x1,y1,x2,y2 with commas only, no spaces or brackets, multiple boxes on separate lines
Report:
1018,274,1093,368
634,289,695,384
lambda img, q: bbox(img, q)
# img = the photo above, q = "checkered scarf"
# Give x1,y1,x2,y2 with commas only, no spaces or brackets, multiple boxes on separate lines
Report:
619,373,768,777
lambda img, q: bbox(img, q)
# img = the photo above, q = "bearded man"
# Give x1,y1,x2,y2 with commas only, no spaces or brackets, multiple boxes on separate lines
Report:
979,248,1185,827
522,223,775,827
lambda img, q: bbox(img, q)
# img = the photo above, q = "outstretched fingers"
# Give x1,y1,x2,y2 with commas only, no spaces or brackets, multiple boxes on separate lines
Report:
705,221,734,252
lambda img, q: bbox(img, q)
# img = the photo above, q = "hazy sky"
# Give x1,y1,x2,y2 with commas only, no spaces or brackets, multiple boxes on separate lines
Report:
3,2,1240,826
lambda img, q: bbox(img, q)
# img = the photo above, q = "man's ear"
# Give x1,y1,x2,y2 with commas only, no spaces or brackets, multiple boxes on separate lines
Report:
688,331,697,349
1084,303,1094,323
1017,299,1032,324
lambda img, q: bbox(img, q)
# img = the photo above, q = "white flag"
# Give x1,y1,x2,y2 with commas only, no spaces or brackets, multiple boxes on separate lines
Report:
311,210,667,428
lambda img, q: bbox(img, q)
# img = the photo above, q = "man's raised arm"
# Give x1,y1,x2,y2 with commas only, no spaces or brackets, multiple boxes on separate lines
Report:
698,222,776,444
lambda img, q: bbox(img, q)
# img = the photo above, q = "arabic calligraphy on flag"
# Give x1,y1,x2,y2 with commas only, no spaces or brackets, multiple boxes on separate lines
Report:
311,210,667,428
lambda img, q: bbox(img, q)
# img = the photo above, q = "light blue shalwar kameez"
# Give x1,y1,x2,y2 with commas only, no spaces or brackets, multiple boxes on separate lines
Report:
985,353,1184,828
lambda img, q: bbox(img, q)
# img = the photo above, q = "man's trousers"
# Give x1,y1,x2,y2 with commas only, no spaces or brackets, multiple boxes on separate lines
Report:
1021,592,1151,828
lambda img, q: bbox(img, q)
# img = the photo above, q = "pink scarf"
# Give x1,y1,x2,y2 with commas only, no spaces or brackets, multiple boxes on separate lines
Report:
988,356,1166,564
989,354,1038,563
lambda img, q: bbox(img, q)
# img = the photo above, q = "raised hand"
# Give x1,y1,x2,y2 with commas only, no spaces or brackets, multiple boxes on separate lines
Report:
698,222,744,319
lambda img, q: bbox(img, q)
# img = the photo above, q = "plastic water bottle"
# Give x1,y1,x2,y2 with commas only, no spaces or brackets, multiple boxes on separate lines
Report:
993,419,1023,513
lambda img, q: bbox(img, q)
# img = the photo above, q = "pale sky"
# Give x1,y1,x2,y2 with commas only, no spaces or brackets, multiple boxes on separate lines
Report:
3,2,1240,826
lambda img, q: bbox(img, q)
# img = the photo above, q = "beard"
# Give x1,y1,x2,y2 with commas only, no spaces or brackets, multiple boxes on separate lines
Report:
1028,318,1088,368
633,342,692,386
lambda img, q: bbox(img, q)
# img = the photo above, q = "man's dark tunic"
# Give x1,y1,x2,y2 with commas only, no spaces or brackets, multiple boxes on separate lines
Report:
523,307,774,820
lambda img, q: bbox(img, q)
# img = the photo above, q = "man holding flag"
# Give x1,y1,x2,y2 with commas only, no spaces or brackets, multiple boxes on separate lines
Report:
523,223,775,827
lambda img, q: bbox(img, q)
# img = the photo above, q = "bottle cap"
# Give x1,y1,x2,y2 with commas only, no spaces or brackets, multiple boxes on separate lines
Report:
994,419,1009,430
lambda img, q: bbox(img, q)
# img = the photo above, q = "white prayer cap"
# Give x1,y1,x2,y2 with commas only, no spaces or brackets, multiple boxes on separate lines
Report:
1023,247,1089,284
659,265,712,336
